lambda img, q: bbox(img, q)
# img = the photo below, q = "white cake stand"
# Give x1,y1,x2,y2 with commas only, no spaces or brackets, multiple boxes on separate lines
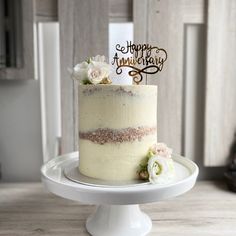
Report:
41,152,198,236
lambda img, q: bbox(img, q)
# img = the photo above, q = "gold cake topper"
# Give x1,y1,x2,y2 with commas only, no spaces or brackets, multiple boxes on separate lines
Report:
111,41,167,85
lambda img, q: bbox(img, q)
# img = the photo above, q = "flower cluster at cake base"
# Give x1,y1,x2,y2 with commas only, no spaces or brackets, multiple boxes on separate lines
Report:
71,55,112,85
138,143,175,184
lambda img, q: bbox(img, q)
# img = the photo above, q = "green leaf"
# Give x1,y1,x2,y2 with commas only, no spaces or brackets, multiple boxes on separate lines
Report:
146,150,154,159
82,79,92,85
86,58,92,64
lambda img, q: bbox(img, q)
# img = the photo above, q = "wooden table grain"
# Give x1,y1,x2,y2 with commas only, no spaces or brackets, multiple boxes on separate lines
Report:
0,181,235,236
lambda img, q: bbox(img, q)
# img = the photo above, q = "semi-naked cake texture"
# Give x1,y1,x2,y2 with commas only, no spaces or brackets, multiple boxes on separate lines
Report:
78,84,157,181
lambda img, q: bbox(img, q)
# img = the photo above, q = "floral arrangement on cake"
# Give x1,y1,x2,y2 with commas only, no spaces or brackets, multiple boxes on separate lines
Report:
138,143,175,184
71,55,112,85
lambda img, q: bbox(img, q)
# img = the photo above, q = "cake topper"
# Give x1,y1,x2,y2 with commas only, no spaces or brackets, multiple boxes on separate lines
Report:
111,41,167,85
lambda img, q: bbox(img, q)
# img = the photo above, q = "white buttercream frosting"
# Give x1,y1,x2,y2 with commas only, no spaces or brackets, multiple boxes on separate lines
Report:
78,84,157,181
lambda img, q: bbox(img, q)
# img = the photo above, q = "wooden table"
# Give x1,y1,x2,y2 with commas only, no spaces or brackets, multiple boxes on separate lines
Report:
0,181,235,236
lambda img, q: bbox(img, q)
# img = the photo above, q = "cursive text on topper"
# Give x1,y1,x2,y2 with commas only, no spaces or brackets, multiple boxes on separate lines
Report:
111,41,167,84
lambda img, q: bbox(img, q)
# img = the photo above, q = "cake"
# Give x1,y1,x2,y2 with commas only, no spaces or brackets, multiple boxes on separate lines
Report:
78,84,157,181
72,55,174,184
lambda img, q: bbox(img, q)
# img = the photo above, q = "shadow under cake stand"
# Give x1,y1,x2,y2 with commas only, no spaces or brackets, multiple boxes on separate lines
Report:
41,152,199,236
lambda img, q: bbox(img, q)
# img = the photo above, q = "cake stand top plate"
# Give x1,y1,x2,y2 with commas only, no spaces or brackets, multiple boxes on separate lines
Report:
41,152,199,205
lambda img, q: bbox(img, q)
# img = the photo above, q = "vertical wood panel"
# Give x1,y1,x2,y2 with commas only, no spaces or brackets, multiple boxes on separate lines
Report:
35,0,58,22
182,0,205,23
59,0,74,153
134,0,184,153
59,0,109,153
133,0,147,45
73,1,109,63
133,0,148,85
150,0,184,154
73,0,109,151
109,0,132,22
204,0,236,166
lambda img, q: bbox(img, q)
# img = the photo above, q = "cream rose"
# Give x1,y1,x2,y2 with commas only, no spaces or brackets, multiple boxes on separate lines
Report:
87,61,109,84
150,142,172,158
147,155,174,184
87,61,110,84
71,55,111,84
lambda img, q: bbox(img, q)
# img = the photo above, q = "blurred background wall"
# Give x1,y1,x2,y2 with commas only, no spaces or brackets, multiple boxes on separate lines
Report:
0,0,235,181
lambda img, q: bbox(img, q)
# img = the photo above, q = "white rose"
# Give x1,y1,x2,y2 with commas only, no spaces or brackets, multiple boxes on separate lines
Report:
150,142,172,158
87,61,110,84
72,61,89,81
148,155,174,184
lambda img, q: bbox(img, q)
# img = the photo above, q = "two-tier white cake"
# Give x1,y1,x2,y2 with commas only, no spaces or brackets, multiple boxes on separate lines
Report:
78,84,157,181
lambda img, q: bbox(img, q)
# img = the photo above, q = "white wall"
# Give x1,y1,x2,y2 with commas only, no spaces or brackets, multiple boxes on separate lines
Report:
0,80,43,182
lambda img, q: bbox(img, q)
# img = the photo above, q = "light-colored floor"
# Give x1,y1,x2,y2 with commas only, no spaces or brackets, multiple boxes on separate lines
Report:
0,181,235,236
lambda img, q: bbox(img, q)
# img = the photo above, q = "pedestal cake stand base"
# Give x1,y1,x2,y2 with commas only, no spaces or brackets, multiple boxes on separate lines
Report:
41,152,198,236
86,205,151,236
